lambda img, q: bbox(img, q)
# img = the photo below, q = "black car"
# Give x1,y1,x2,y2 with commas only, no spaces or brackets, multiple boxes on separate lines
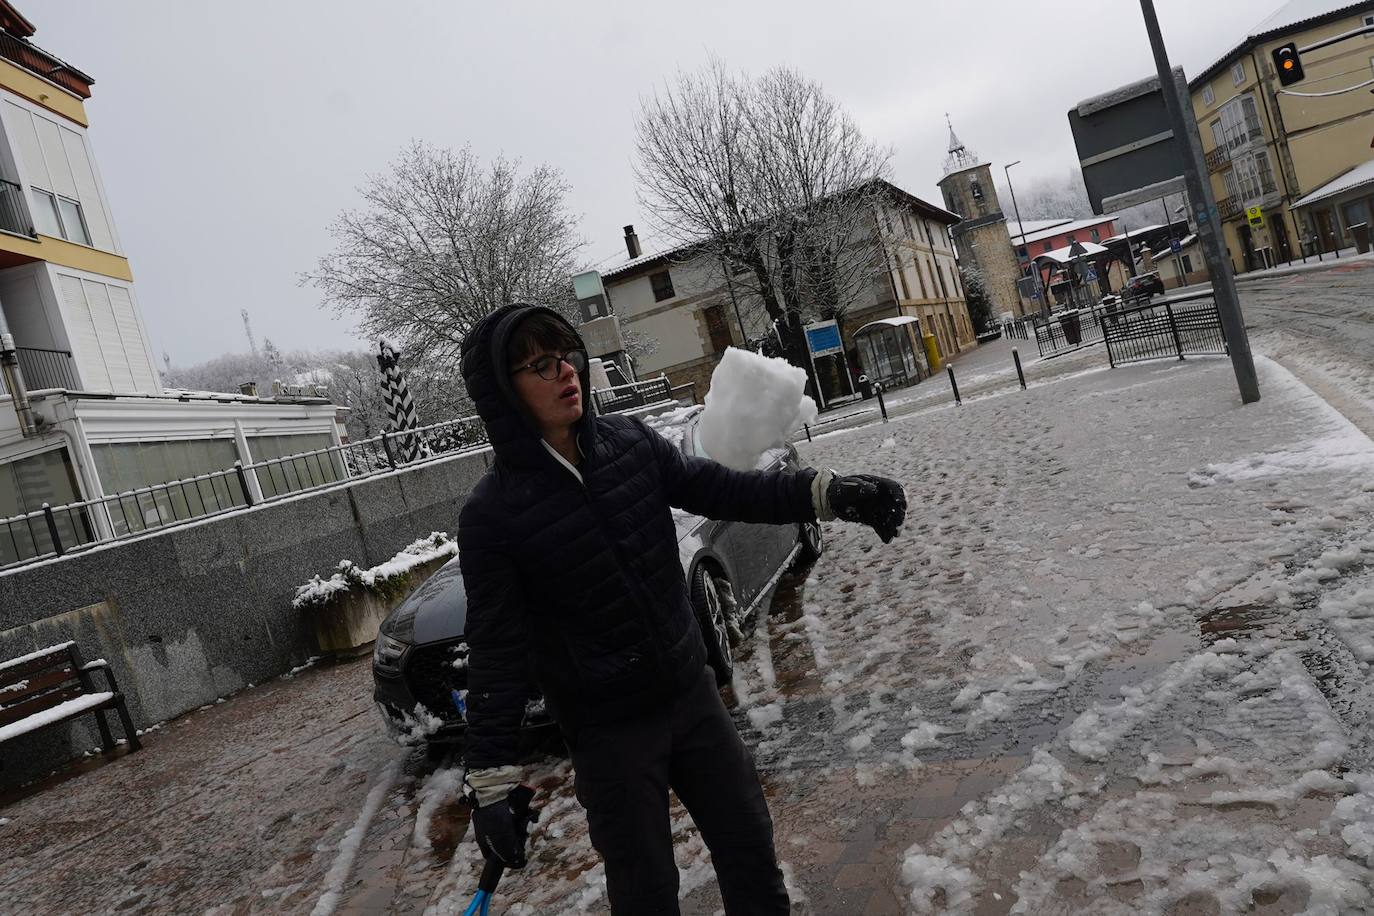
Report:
1123,271,1165,301
371,405,824,751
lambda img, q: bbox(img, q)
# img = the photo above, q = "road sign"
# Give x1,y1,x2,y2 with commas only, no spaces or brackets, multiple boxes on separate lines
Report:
1086,268,1099,282
1170,238,1182,255
804,320,843,357
1069,72,1188,215
1247,206,1264,229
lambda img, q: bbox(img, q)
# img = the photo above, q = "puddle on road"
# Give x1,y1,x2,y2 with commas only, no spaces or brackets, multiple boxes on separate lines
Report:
1197,602,1284,644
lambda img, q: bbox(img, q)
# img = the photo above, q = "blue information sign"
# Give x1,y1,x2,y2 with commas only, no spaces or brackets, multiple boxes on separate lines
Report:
805,321,843,357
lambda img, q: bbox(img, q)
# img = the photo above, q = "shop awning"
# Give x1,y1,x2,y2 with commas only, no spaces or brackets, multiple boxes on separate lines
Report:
1292,158,1374,210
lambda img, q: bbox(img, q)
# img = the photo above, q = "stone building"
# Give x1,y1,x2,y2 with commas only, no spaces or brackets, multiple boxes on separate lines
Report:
936,125,1031,318
596,180,975,401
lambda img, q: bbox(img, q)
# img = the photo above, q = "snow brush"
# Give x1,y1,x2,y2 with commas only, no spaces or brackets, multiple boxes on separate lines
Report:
463,785,537,916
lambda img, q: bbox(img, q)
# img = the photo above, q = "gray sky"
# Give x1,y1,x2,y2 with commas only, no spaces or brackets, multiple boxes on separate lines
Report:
40,0,1273,364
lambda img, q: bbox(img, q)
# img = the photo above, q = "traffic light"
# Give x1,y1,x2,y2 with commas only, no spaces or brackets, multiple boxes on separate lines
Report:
1273,42,1305,86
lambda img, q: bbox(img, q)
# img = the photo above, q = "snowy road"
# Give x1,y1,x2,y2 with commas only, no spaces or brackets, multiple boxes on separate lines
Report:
3,355,1374,914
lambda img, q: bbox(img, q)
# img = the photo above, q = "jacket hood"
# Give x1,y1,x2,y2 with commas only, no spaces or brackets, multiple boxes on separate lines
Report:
460,303,597,472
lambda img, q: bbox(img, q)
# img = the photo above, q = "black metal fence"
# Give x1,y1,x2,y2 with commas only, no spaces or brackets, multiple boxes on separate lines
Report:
1102,298,1227,366
591,375,674,414
0,179,33,238
1034,307,1107,358
8,347,78,391
0,414,492,571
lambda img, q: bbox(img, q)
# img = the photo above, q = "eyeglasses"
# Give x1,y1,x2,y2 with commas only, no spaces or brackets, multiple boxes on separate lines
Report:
511,348,588,381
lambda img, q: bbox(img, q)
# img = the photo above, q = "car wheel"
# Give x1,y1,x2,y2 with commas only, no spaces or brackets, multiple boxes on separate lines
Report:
690,564,734,688
796,520,824,566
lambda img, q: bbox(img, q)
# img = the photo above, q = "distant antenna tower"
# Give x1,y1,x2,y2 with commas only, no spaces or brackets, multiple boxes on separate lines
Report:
241,308,259,357
162,351,171,374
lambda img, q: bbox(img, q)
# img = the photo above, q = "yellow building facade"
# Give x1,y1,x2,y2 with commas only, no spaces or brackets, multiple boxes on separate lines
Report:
1189,2,1374,271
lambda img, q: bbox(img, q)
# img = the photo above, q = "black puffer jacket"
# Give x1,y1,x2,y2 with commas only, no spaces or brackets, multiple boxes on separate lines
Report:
457,303,818,767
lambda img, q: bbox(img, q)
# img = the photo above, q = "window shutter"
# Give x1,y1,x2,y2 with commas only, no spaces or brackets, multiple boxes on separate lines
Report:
59,126,114,251
107,285,156,392
81,279,137,391
57,273,110,390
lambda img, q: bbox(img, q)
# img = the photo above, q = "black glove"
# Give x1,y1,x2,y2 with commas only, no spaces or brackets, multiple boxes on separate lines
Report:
828,474,907,543
470,784,538,869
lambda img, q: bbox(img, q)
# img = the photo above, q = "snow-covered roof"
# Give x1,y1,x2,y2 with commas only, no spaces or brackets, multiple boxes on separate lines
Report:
1012,216,1117,246
1151,234,1200,259
1008,218,1075,240
1101,224,1167,245
1034,241,1109,264
854,316,921,335
1292,157,1374,209
1193,1,1369,88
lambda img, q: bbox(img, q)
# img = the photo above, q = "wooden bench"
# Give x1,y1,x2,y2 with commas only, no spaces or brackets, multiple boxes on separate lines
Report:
0,641,141,757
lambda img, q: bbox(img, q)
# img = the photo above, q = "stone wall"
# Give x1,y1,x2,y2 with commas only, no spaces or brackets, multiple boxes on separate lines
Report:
0,449,492,786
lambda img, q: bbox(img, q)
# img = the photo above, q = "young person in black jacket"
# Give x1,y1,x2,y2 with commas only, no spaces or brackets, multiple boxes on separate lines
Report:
458,303,906,914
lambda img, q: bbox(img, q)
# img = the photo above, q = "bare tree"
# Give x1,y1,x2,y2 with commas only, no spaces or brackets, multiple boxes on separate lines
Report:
635,63,892,375
303,142,585,368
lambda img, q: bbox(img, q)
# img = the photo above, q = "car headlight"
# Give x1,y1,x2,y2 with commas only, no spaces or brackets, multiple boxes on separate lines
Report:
373,633,410,671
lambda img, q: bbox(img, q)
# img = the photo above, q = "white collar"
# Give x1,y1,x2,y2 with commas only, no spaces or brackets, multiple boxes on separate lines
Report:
541,439,583,484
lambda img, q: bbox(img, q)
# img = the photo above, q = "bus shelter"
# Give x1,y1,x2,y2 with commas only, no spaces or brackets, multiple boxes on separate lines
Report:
853,316,928,390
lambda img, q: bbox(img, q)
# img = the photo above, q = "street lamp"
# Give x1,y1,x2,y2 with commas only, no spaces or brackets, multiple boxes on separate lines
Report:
1004,160,1044,316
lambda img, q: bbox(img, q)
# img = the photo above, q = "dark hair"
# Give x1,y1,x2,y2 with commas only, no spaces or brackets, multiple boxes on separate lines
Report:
506,311,580,367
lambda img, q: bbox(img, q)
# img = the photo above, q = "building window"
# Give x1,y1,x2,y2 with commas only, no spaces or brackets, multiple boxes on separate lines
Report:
702,304,733,354
0,448,87,565
916,259,928,298
726,257,750,277
1231,61,1246,85
1091,228,1101,242
1067,233,1076,243
969,178,983,201
650,269,675,302
1202,83,1215,107
1043,241,1053,253
900,210,913,237
31,188,91,246
91,438,248,535
1182,254,1194,274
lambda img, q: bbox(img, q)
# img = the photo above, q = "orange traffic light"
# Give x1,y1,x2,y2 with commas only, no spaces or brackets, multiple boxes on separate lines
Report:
1273,42,1305,86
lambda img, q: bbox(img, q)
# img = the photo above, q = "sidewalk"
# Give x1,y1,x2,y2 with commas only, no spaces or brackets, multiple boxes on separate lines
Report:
3,355,1372,913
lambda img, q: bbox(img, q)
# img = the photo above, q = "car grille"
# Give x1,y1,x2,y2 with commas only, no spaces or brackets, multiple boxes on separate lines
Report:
403,638,469,726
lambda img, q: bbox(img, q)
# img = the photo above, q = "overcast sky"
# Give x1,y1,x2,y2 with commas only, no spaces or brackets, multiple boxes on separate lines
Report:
39,0,1276,364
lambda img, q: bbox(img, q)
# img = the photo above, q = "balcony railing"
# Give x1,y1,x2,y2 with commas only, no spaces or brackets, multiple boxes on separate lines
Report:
1217,178,1278,221
0,347,77,394
0,179,34,238
0,31,93,99
1205,146,1230,173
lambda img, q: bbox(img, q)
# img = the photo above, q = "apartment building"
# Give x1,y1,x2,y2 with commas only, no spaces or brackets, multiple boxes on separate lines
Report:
0,2,338,566
1189,1,1374,270
597,180,975,401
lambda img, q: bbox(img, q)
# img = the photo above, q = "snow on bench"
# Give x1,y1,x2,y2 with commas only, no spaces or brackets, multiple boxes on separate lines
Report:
0,692,114,743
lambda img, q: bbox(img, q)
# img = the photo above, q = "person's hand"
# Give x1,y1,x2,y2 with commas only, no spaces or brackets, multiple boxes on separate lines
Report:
470,784,538,868
827,474,907,543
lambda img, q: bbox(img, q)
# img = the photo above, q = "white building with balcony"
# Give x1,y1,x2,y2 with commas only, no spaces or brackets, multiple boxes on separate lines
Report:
0,2,339,567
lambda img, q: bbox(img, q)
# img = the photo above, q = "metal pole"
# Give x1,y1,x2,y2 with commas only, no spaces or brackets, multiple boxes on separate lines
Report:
876,384,888,422
947,366,961,405
1138,0,1260,404
1005,161,1043,317
1013,348,1027,390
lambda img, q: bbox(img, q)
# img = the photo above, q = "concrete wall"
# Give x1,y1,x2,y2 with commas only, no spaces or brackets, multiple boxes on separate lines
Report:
0,447,492,786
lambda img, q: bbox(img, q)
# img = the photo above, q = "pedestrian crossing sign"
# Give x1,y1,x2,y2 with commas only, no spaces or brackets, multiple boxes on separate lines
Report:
1247,206,1264,228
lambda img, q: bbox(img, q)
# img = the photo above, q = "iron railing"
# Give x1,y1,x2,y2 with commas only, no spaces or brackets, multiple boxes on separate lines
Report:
0,414,492,572
1205,146,1230,173
0,179,33,238
0,380,693,570
1,347,77,392
1102,297,1227,366
1034,307,1107,358
0,31,93,99
591,375,674,414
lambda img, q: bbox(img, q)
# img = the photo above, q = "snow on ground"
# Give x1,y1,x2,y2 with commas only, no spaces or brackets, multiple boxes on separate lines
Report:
7,348,1374,914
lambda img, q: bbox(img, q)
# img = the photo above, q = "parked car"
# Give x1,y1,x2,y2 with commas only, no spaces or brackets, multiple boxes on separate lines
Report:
371,405,825,752
1123,271,1165,302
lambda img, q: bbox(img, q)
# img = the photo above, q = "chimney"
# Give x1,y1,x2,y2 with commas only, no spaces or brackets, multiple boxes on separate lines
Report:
0,329,37,438
624,225,642,260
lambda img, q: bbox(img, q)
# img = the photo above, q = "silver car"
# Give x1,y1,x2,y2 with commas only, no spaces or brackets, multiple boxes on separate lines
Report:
371,404,824,752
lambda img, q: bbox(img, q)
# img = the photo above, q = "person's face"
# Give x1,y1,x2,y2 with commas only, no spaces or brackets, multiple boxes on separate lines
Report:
510,347,584,434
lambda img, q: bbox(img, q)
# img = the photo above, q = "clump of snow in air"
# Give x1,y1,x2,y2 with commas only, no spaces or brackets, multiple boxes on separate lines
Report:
697,348,817,470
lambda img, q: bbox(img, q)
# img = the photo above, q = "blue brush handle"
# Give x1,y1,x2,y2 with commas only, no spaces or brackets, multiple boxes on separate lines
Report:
463,889,489,916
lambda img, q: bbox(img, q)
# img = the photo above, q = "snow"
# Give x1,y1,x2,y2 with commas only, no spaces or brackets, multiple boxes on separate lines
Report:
311,761,400,916
293,532,458,610
0,641,73,673
281,656,323,679
696,348,817,471
0,692,112,742
411,765,464,850
1,679,28,694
